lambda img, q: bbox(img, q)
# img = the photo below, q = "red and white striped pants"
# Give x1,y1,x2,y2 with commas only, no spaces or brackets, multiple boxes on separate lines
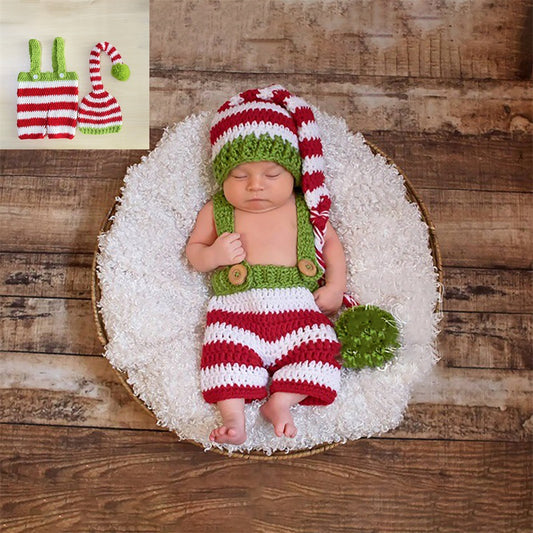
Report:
201,287,342,405
17,80,78,139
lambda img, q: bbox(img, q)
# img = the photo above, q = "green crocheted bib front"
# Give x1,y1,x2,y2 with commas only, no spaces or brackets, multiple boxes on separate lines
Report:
211,191,322,295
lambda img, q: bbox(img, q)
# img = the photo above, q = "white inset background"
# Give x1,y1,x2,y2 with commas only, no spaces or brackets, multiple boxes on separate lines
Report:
0,0,149,149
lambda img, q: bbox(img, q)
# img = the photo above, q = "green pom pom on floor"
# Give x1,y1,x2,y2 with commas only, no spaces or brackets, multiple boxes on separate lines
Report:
335,305,400,369
111,63,130,81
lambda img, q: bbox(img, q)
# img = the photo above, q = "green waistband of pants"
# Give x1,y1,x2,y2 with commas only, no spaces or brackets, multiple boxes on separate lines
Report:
211,261,320,296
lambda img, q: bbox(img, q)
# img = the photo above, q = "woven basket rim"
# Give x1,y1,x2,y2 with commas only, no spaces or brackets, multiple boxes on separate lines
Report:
91,139,443,460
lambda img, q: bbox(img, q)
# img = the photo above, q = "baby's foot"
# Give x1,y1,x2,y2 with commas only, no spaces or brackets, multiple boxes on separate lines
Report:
210,399,247,445
260,393,301,438
209,422,246,445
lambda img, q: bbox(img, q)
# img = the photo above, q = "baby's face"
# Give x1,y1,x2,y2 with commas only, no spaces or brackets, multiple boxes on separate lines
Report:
223,161,295,213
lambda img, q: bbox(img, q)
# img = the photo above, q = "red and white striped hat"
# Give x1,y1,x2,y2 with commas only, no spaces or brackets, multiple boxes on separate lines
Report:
210,84,357,307
78,42,130,134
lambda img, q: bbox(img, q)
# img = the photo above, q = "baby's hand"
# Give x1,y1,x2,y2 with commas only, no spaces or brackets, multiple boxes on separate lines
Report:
313,285,344,316
211,232,246,266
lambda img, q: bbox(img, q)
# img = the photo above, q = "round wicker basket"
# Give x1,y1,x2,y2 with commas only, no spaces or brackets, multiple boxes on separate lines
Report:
91,140,442,460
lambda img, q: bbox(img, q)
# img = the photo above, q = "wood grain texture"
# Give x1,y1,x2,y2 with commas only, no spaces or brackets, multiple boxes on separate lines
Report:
2,132,531,193
0,423,531,532
0,297,102,355
0,176,120,253
150,73,533,135
0,353,156,430
1,296,531,370
152,0,532,81
0,252,92,298
2,253,530,309
1,352,531,442
439,312,532,370
0,248,531,367
0,150,145,178
443,267,533,313
364,132,533,193
422,188,532,269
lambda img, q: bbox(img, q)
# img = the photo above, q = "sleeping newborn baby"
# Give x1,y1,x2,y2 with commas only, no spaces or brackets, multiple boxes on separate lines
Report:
186,85,346,444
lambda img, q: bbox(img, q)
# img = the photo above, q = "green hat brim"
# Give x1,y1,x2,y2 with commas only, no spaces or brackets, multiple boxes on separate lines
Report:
213,133,302,185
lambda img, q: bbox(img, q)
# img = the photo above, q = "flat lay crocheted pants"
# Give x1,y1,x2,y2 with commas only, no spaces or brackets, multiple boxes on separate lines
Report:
17,39,78,140
200,287,342,405
17,80,78,139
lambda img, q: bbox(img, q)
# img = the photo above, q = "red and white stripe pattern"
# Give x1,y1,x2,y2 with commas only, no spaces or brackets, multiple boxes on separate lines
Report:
17,80,78,139
77,42,124,132
201,287,342,405
211,99,299,162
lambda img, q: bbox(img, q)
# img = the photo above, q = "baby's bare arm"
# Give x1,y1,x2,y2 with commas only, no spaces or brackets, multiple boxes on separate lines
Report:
322,221,347,291
313,221,347,315
186,201,246,272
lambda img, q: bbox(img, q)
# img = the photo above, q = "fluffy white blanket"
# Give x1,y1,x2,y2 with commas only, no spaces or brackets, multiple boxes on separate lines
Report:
97,109,441,455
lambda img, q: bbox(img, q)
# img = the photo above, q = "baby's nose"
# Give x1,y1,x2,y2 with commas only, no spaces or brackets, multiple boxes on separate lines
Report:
247,176,264,190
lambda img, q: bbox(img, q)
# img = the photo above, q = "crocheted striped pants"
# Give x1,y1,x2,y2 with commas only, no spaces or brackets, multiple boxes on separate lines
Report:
17,80,78,139
200,287,342,405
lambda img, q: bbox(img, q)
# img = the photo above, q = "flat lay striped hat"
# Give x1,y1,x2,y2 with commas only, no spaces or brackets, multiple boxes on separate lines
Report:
209,84,361,307
78,41,130,134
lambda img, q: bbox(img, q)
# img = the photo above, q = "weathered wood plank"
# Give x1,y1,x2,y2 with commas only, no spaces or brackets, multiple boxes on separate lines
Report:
421,188,532,269
0,297,102,356
1,296,531,369
1,353,531,442
1,131,530,197
0,150,145,179
2,256,531,369
390,403,533,443
0,423,530,532
2,175,531,268
439,312,532,370
150,73,533,135
2,253,531,313
443,267,533,314
152,0,532,81
2,132,531,194
364,131,533,193
0,353,155,430
0,252,92,299
0,176,119,253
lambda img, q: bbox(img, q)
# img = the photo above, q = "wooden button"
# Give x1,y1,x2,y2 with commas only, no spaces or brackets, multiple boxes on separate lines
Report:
298,259,317,277
228,264,248,286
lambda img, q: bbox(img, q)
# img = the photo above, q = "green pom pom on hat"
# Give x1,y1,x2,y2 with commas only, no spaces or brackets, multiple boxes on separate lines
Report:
335,305,400,369
111,62,130,81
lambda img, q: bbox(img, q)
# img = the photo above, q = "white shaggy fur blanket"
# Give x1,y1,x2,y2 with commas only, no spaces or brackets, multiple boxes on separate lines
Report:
97,109,441,455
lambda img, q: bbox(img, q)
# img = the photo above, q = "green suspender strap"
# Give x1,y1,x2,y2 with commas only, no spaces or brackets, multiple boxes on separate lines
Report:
29,39,41,79
18,37,78,82
210,191,322,295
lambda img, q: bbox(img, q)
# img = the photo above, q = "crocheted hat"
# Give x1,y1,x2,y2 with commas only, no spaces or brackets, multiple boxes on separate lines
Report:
210,85,343,293
78,42,130,134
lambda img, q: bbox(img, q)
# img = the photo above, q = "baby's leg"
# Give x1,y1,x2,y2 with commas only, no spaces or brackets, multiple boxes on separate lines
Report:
210,398,246,444
260,392,306,438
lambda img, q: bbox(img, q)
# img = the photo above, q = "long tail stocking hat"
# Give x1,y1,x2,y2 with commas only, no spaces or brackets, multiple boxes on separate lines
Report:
211,85,402,369
78,41,130,134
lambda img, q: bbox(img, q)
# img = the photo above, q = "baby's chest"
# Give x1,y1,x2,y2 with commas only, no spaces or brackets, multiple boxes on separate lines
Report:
235,210,297,264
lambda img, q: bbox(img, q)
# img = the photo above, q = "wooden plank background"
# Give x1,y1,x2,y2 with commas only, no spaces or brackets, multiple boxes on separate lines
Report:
1,1,532,531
